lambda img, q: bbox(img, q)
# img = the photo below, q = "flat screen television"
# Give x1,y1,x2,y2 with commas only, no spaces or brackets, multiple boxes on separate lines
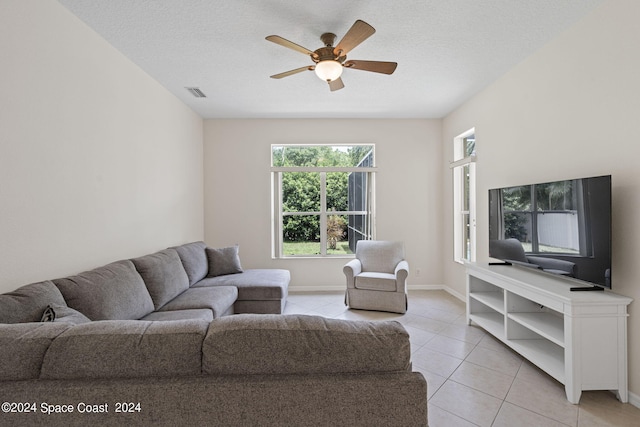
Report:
488,175,612,289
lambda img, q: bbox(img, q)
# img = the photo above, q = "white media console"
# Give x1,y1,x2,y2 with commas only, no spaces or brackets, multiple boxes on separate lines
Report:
465,263,632,404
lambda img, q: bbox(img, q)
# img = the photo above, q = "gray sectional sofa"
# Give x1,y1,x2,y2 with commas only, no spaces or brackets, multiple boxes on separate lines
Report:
0,241,289,325
0,241,429,426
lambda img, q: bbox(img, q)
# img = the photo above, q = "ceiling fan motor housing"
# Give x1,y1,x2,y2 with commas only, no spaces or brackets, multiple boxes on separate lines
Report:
312,33,346,64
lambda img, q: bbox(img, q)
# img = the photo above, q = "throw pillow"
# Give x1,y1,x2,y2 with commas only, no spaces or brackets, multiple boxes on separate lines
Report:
206,246,243,277
40,305,56,322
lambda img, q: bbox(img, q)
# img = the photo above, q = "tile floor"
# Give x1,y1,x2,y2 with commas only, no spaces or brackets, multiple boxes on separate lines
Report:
284,290,640,427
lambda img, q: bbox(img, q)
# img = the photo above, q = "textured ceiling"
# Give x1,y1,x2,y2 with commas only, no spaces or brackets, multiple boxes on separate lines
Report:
57,0,603,119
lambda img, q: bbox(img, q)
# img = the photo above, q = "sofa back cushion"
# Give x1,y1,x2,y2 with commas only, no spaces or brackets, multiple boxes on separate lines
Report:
54,260,154,320
0,280,68,324
131,249,190,309
203,314,411,375
0,323,71,380
172,241,208,286
40,320,208,380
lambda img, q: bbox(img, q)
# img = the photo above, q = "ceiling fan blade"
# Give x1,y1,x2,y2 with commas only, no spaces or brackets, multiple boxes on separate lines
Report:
334,20,375,56
344,60,397,75
328,77,345,91
270,66,314,79
266,35,314,56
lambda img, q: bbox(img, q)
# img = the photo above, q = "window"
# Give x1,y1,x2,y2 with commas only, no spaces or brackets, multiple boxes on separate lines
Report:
271,145,376,258
452,130,476,263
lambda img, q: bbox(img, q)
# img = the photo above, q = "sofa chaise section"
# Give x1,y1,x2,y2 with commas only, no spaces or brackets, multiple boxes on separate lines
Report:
174,241,290,314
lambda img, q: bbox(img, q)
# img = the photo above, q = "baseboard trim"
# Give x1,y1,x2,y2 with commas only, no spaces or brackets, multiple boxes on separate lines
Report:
628,390,640,409
407,284,466,302
288,284,466,302
288,285,346,293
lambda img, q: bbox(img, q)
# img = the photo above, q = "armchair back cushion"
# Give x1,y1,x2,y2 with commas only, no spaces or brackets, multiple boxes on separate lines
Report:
489,238,528,263
356,241,405,273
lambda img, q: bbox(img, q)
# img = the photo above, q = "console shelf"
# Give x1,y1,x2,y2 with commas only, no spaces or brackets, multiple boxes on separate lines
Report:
466,263,632,404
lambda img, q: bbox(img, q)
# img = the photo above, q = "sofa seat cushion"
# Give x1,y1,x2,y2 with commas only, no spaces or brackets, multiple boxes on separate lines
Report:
193,269,289,301
355,272,397,291
54,260,154,321
172,241,208,286
141,309,214,322
131,248,190,310
0,280,68,324
0,323,71,380
158,286,237,319
203,314,410,376
40,320,208,380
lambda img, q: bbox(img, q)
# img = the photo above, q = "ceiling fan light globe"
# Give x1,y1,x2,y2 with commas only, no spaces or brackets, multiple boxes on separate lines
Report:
314,60,343,82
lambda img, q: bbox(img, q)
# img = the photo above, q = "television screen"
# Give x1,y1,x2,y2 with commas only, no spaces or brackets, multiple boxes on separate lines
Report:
488,175,612,288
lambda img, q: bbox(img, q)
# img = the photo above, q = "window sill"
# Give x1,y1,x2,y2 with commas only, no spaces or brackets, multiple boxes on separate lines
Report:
272,255,356,260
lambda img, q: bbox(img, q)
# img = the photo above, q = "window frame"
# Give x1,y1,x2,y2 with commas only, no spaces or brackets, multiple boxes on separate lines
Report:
451,129,476,264
270,144,376,259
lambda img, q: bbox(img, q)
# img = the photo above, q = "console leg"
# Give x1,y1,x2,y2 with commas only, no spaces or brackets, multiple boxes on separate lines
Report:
616,389,629,403
565,385,581,404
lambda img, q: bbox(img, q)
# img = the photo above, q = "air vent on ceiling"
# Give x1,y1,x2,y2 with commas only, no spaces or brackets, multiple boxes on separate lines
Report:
185,87,207,98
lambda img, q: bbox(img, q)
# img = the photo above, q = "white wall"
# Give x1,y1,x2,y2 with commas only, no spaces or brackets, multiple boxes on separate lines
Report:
204,119,442,291
442,0,640,402
0,0,204,292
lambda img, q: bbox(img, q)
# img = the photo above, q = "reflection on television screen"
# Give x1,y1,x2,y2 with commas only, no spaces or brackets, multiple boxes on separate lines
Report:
489,175,611,288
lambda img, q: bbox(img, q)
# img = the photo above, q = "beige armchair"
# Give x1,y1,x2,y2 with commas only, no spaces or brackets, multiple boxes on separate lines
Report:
343,240,408,314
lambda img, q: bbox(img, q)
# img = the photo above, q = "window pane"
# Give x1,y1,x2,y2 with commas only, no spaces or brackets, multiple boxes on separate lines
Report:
282,172,320,212
348,171,368,213
463,135,476,157
326,214,352,255
272,145,374,167
462,213,471,261
282,215,320,255
326,172,349,212
347,214,369,253
462,165,470,211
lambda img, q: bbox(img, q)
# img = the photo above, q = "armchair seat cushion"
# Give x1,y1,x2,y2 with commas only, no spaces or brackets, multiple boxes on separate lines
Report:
355,273,397,291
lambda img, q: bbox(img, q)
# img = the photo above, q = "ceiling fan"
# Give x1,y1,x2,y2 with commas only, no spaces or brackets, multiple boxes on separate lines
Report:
266,20,397,92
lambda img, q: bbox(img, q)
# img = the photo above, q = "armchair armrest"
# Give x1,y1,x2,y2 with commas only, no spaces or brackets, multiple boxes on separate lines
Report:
395,260,409,293
343,259,362,289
